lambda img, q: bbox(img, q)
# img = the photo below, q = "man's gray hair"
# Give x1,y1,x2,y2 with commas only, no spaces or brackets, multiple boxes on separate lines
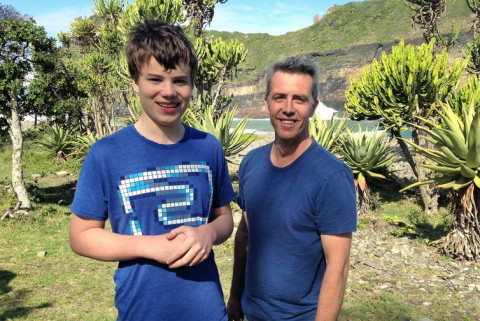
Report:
265,57,319,101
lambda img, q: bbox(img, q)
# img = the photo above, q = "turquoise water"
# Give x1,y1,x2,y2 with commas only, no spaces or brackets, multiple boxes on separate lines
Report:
231,118,412,138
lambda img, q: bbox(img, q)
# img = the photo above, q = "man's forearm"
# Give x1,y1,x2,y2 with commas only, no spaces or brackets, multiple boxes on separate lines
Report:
315,265,349,321
230,226,248,298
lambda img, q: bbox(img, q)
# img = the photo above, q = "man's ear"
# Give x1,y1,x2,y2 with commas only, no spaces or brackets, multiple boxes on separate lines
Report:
132,79,139,93
264,96,270,115
310,99,319,117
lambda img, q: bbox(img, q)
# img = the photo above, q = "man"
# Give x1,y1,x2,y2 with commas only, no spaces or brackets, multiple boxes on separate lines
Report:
227,57,357,321
69,20,234,320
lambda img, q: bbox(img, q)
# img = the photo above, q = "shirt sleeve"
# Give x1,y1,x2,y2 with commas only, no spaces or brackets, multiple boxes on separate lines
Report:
314,168,357,235
70,144,108,221
212,140,235,209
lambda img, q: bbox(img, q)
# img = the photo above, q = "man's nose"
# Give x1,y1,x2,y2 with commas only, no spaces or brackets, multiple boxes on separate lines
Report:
283,99,294,114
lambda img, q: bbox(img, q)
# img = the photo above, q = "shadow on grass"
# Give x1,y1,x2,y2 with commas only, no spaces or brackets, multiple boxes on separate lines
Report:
0,270,52,321
34,181,76,205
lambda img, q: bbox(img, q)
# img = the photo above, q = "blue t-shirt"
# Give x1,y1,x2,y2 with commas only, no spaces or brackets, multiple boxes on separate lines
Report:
71,124,234,321
237,141,357,321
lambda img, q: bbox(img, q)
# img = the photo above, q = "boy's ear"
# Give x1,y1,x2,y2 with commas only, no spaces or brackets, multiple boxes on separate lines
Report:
132,79,139,93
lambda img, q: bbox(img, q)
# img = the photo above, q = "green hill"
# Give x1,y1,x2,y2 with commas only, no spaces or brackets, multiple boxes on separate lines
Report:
207,0,473,73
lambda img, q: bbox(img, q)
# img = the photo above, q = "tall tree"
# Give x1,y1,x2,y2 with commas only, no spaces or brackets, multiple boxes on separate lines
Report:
183,0,227,37
400,77,480,260
403,0,458,53
0,4,56,209
345,40,468,214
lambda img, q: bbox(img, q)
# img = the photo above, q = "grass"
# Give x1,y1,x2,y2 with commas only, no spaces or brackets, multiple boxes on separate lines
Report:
1,135,479,320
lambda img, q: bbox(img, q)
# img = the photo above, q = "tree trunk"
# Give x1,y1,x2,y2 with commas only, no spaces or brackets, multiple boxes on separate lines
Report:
411,127,438,214
355,182,371,219
443,184,480,261
6,102,31,209
393,130,417,177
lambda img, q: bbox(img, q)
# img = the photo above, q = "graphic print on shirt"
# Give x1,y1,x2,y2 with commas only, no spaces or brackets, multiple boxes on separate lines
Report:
116,161,213,235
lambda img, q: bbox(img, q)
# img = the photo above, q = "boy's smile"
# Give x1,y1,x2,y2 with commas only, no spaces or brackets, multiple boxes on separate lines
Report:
133,56,192,142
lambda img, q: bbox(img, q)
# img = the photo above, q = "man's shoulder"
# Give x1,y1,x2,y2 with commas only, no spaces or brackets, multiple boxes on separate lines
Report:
309,142,352,174
242,143,271,163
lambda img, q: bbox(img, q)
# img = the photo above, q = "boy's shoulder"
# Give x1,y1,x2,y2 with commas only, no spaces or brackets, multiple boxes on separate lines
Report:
183,125,222,147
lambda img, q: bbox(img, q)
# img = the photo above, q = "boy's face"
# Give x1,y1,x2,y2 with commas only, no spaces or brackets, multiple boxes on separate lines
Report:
133,57,192,132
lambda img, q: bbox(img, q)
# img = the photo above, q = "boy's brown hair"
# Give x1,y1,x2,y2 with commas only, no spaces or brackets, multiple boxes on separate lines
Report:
126,20,198,84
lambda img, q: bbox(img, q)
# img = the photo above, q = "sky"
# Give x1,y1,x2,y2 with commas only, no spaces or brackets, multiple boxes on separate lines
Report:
1,0,364,38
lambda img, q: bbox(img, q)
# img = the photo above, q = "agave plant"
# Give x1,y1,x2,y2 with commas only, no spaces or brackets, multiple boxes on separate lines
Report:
337,125,395,217
38,126,75,164
70,133,103,162
309,114,348,154
183,104,255,163
400,92,480,260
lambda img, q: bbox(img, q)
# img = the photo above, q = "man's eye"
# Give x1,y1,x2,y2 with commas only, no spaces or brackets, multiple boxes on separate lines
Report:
294,97,308,103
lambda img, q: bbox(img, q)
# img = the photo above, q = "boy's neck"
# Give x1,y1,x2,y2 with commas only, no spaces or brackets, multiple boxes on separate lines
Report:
134,119,185,145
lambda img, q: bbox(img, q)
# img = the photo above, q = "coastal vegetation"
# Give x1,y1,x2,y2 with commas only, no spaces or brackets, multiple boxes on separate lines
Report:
1,0,480,319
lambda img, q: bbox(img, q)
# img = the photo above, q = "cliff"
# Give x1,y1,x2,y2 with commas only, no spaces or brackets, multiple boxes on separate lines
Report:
227,33,472,118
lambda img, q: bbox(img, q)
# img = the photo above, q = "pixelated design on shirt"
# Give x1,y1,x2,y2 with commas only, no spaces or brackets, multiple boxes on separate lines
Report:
117,162,213,235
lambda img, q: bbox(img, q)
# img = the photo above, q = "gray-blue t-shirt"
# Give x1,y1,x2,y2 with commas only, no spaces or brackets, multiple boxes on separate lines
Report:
237,141,357,320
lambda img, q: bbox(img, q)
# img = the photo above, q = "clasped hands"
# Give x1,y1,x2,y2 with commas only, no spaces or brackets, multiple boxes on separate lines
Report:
164,224,215,269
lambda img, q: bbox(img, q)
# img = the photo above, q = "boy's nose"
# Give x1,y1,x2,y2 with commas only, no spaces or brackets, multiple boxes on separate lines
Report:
161,81,176,97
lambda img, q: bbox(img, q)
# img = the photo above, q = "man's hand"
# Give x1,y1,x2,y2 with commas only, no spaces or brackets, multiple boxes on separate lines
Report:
165,225,215,268
226,296,244,321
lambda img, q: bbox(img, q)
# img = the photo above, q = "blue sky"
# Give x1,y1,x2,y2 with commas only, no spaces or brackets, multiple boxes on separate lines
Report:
2,0,364,38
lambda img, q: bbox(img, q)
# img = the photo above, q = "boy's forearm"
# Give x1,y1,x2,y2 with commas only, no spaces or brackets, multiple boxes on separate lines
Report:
208,204,234,245
69,214,184,263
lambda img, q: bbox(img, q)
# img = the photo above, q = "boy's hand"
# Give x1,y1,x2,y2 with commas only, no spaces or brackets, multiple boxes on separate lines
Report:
165,225,215,268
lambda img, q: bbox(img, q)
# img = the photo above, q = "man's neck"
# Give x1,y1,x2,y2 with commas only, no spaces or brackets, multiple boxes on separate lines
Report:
270,136,313,168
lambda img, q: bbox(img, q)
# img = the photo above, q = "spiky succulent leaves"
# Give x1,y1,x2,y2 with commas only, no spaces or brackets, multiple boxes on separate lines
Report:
38,126,76,163
400,96,480,191
186,104,254,163
309,114,348,154
345,39,467,134
338,125,395,183
70,133,103,161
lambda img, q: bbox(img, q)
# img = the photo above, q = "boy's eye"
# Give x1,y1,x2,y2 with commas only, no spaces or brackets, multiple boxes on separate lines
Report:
174,78,190,85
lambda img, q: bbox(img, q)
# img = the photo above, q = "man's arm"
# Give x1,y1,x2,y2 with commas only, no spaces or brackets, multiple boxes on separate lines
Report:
227,211,248,321
315,233,352,321
69,213,185,263
165,203,234,268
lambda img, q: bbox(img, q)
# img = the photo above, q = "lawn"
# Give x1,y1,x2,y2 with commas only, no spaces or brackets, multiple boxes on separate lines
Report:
1,137,479,320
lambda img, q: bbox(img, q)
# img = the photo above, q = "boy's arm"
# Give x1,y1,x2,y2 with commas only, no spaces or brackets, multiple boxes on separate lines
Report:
166,203,234,268
227,211,248,321
69,213,185,263
315,233,352,321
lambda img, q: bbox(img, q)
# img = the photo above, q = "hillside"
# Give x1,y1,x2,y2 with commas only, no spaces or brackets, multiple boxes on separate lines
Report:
206,0,475,117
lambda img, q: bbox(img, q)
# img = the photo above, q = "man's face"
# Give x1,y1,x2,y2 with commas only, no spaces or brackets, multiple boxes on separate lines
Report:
264,71,318,143
133,56,192,131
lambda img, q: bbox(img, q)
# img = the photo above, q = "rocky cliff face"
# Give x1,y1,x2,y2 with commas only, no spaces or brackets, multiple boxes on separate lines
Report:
228,33,471,118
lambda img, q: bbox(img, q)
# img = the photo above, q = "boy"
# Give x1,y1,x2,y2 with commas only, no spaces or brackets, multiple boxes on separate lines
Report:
70,20,234,320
